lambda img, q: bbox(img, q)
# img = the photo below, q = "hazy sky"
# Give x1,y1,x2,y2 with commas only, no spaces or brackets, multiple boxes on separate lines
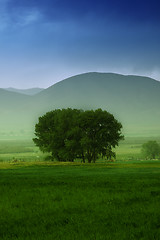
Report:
0,0,160,88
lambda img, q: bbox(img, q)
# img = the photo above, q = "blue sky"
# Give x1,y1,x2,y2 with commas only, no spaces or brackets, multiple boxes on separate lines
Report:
0,0,160,88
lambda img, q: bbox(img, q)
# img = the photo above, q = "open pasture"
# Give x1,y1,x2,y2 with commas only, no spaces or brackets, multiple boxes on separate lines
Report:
116,136,160,162
0,140,43,162
0,161,160,240
0,137,160,163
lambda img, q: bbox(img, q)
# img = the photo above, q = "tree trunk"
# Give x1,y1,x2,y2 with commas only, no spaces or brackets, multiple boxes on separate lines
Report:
88,158,92,163
81,151,85,163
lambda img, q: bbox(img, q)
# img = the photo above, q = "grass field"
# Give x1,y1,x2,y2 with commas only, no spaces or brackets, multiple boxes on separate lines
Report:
0,136,160,163
0,137,160,239
0,162,160,240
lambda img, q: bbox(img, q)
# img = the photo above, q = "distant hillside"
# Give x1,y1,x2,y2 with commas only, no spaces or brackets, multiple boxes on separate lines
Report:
0,72,160,138
0,88,32,139
0,88,30,108
33,72,160,136
4,87,44,95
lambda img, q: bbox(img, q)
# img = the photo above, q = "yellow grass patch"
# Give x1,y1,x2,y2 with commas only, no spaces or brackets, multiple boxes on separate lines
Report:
0,160,160,169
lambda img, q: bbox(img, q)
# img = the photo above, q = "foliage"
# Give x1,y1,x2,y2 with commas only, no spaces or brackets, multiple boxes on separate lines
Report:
141,140,160,159
33,108,123,162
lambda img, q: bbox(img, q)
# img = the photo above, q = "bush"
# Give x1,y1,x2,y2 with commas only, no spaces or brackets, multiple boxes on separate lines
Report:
141,141,160,159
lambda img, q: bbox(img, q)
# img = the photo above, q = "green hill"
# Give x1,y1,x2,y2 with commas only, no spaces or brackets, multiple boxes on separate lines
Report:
0,72,160,138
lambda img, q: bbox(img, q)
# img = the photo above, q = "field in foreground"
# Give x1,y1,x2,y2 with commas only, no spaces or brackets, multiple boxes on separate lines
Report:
0,162,160,240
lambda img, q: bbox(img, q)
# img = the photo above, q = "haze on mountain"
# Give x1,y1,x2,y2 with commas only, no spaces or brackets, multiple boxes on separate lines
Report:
4,88,44,96
0,72,160,139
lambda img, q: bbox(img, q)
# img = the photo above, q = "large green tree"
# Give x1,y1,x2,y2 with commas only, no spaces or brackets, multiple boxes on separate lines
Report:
33,108,123,162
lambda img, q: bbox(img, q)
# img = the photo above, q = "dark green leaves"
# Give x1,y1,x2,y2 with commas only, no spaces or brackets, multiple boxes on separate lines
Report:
33,108,124,162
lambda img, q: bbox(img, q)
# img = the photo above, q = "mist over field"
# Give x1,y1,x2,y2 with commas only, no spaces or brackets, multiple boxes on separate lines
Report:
0,72,160,140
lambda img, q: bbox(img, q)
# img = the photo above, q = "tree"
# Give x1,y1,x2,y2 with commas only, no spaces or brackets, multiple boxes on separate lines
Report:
33,108,124,163
141,141,160,159
79,109,123,162
33,109,82,162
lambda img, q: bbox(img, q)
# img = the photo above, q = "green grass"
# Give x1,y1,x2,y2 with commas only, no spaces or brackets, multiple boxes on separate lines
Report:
0,162,160,240
0,140,45,162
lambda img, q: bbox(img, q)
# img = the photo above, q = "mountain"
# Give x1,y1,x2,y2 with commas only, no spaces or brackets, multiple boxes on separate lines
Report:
0,89,32,135
33,72,160,136
0,88,30,106
4,87,44,95
0,72,160,139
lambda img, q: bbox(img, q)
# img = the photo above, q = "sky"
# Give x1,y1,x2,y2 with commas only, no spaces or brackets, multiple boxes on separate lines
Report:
0,0,160,88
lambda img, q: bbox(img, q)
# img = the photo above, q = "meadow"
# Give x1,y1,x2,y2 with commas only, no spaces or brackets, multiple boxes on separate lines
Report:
0,137,160,239
0,136,160,163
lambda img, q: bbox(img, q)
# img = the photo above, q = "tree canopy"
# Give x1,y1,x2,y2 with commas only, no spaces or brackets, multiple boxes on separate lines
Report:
141,141,160,159
33,108,124,163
